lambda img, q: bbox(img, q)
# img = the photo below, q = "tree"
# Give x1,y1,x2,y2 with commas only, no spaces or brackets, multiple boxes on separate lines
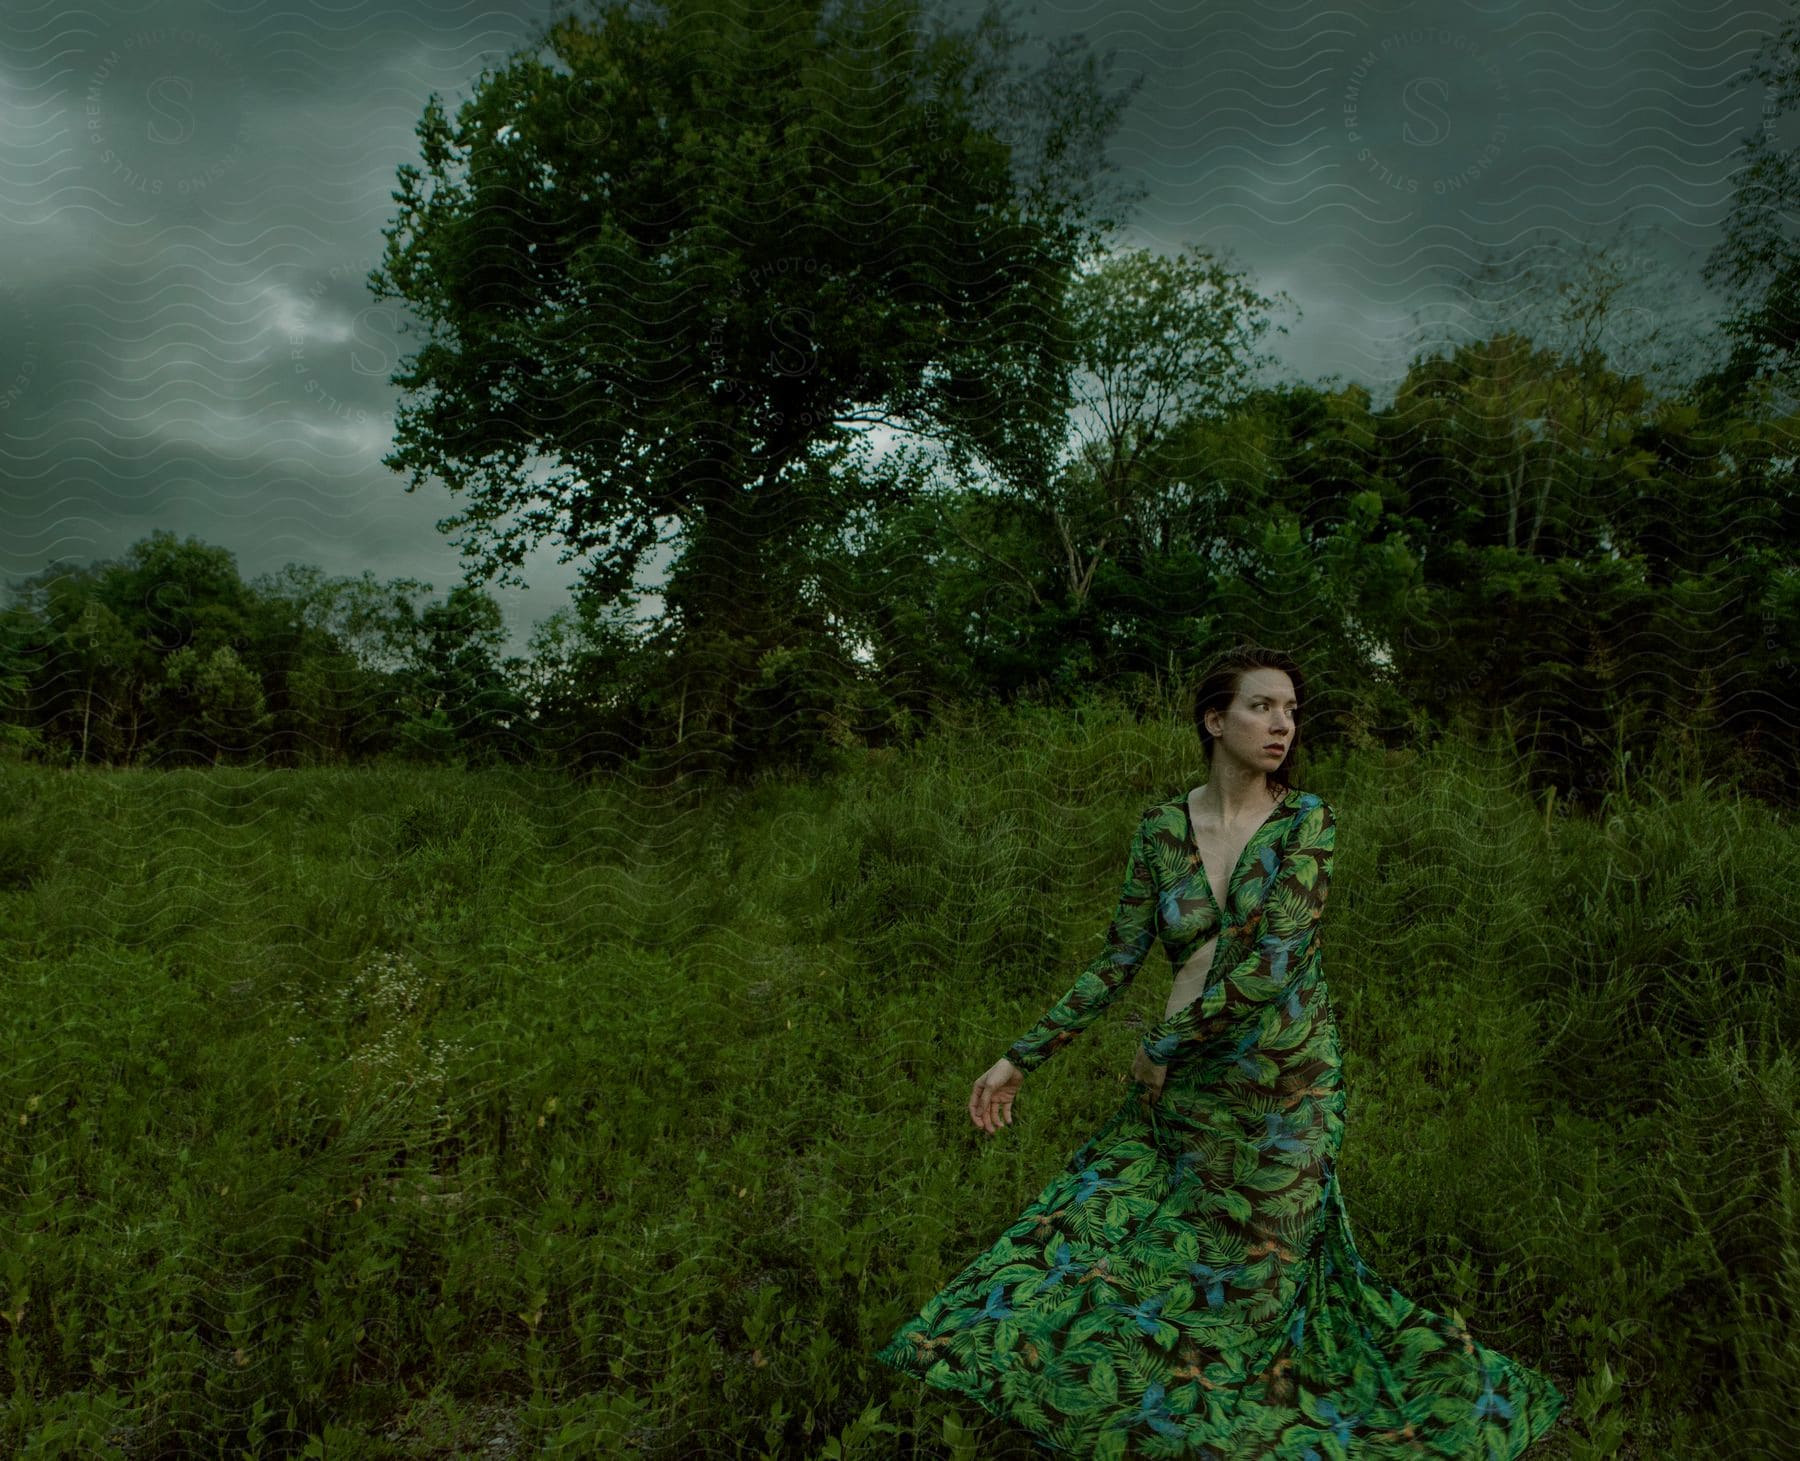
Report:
0,603,42,759
62,596,138,765
520,596,651,772
1384,330,1658,564
100,533,259,765
160,644,274,764
366,0,1140,773
9,560,157,767
1700,14,1800,411
111,531,256,658
1386,225,1721,571
1049,244,1290,601
836,244,1290,706
405,584,531,764
249,562,443,762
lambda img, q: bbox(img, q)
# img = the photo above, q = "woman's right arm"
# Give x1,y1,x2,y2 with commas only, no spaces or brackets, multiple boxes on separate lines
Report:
1003,808,1161,1075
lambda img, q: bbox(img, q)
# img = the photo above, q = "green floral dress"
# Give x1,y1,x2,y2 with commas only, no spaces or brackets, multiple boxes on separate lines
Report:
875,787,1564,1459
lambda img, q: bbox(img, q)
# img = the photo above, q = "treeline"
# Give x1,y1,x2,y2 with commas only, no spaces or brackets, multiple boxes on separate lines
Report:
2,0,1798,805
0,537,535,771
0,308,1794,806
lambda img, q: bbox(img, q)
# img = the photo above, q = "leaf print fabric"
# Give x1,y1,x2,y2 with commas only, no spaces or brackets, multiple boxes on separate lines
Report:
875,787,1563,1459
1138,795,1333,1077
1001,807,1163,1075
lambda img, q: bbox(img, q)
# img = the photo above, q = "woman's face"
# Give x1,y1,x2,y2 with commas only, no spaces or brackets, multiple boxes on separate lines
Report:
1208,668,1298,773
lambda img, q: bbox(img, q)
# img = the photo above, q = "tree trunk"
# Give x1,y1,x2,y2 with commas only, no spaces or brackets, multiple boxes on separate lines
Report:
123,687,140,767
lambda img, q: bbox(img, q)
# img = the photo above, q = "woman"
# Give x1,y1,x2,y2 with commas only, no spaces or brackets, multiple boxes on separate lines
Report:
874,645,1564,1458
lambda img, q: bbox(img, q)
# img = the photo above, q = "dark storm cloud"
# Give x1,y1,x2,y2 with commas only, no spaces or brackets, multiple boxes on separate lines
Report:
1,0,579,645
1046,0,1775,393
0,0,1790,651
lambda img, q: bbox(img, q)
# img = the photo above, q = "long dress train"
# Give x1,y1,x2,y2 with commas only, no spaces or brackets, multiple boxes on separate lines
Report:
874,787,1564,1459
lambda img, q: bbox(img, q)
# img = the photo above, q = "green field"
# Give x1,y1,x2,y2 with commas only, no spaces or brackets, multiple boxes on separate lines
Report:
1,705,1794,1458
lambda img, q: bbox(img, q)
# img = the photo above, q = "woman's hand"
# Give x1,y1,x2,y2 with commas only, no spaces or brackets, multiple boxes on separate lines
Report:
970,1058,1023,1134
1131,1045,1168,1105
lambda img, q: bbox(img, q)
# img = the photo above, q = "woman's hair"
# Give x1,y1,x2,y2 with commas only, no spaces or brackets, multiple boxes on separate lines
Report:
1192,642,1308,795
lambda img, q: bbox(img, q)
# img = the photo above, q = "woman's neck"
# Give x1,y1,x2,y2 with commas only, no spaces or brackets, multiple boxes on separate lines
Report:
1194,768,1278,825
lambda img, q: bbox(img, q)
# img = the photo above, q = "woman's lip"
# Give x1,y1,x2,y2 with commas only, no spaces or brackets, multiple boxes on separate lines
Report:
1264,744,1285,751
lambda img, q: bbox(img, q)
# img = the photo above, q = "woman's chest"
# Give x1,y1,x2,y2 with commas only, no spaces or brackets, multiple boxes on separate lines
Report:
1154,794,1285,947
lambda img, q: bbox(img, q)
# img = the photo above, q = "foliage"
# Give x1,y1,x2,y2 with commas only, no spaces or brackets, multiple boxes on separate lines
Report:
363,0,1140,771
0,725,1794,1454
1,18,1797,795
1700,11,1800,410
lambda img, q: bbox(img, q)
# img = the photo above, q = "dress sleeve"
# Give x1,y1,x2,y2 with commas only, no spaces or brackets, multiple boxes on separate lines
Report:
1003,808,1160,1075
1137,795,1335,1070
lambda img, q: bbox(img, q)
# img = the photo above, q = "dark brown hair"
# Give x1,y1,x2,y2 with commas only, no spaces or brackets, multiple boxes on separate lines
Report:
1192,642,1307,795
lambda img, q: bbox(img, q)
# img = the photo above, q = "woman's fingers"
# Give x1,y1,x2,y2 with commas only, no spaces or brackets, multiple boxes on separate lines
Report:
968,1077,1014,1134
971,1079,995,1133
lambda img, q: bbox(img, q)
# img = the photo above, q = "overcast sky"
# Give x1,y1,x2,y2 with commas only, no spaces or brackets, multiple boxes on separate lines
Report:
0,0,1788,657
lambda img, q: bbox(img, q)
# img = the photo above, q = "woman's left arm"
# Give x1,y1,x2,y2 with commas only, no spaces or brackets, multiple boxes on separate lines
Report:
1137,795,1336,1071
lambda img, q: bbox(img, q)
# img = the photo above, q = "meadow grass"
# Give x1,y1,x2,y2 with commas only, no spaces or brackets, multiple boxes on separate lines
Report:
0,705,1794,1457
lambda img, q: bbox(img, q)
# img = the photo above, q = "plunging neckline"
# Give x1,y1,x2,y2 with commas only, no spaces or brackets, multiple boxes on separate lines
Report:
1184,784,1292,920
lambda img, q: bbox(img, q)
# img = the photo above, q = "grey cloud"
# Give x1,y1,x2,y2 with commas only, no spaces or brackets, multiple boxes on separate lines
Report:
0,0,1789,656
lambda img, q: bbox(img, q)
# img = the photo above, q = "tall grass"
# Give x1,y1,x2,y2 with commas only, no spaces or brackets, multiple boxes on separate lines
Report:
0,707,1794,1457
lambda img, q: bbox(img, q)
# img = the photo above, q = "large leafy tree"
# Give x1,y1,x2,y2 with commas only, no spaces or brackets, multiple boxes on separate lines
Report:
367,0,1139,772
